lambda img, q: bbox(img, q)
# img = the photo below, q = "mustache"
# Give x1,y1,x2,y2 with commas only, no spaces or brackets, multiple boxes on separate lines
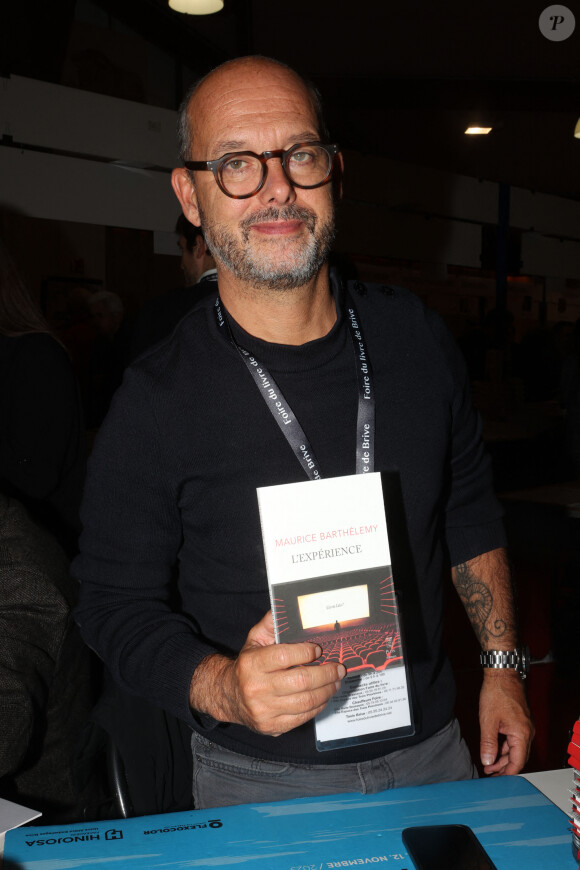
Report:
240,205,317,233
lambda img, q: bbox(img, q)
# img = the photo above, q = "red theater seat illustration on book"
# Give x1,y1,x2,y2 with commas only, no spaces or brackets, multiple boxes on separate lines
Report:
272,573,404,673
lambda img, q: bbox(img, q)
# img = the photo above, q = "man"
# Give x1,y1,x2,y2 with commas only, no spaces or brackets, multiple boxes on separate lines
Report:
130,215,217,360
74,55,533,810
176,214,216,288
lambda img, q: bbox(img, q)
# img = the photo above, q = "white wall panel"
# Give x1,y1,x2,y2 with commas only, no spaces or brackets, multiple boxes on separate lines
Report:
0,148,177,232
1,75,178,167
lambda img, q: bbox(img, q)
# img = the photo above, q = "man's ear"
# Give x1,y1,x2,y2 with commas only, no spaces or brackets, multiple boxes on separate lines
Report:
171,168,201,226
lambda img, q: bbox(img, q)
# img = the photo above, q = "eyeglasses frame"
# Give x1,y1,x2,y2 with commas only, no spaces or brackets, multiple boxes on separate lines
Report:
184,142,340,200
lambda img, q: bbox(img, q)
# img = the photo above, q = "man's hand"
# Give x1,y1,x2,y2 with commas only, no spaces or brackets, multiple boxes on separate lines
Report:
189,611,346,736
479,670,535,775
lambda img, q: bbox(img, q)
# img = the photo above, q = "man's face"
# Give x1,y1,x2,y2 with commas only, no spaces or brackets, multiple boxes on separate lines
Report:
90,302,121,339
178,234,200,286
177,61,337,291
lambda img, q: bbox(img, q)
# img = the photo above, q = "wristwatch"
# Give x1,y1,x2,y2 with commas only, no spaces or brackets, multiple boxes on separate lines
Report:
480,646,530,679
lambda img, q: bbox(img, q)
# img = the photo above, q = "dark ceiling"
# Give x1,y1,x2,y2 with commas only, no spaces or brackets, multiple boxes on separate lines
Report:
2,0,580,200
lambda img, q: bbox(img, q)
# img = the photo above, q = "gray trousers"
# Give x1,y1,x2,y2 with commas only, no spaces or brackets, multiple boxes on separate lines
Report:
191,717,477,809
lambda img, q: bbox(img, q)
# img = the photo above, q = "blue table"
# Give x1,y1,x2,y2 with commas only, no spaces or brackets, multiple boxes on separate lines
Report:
3,774,574,869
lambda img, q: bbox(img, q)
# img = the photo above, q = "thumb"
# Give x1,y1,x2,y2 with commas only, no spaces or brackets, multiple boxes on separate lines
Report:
480,728,498,767
245,610,276,649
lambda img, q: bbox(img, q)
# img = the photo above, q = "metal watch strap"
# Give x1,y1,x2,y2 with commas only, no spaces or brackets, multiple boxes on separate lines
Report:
480,647,529,679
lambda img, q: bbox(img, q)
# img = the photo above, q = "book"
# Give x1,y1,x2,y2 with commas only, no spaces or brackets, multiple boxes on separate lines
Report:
256,471,414,750
568,717,580,862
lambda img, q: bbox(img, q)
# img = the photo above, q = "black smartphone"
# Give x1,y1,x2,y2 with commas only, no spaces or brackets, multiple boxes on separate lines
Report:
402,824,499,870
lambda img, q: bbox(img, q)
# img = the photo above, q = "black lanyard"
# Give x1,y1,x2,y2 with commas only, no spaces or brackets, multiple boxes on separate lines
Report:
214,290,375,481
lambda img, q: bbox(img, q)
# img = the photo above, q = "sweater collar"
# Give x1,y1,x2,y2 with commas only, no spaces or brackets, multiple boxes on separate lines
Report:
217,269,347,374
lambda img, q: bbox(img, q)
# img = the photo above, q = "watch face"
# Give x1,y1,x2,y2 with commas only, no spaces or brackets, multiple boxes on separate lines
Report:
519,645,530,676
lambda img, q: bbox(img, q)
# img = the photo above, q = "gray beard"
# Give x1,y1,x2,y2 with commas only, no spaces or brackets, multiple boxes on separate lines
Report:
198,203,335,291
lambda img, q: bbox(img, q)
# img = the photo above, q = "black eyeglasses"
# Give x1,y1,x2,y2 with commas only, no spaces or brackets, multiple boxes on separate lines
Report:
184,142,340,199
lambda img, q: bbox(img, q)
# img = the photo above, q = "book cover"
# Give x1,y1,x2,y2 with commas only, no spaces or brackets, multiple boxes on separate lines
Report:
256,472,413,750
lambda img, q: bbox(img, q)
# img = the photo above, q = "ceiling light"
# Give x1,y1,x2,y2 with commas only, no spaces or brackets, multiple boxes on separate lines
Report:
465,126,493,135
168,0,223,13
575,118,580,138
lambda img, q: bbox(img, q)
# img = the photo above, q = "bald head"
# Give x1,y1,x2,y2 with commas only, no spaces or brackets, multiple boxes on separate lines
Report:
177,56,328,164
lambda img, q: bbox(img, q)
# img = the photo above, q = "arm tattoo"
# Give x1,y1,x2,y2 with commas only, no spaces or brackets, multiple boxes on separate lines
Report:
453,561,506,645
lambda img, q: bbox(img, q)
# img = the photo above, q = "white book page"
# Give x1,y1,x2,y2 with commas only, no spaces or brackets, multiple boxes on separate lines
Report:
258,473,390,585
0,796,41,836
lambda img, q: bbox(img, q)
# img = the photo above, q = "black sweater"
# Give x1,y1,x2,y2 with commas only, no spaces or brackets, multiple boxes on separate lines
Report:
74,278,505,764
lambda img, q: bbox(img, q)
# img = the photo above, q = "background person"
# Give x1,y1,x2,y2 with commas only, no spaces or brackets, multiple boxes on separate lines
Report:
0,238,85,555
0,491,94,822
130,215,217,360
86,289,131,427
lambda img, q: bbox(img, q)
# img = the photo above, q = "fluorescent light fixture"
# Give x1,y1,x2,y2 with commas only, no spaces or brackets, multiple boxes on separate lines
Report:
465,126,493,135
575,118,580,139
168,0,223,13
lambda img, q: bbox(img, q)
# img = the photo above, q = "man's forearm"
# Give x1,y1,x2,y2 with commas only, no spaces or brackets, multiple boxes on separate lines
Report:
452,546,534,774
189,652,237,723
451,547,518,649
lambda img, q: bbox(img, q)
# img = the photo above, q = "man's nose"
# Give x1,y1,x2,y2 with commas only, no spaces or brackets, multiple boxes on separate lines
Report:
257,158,296,205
